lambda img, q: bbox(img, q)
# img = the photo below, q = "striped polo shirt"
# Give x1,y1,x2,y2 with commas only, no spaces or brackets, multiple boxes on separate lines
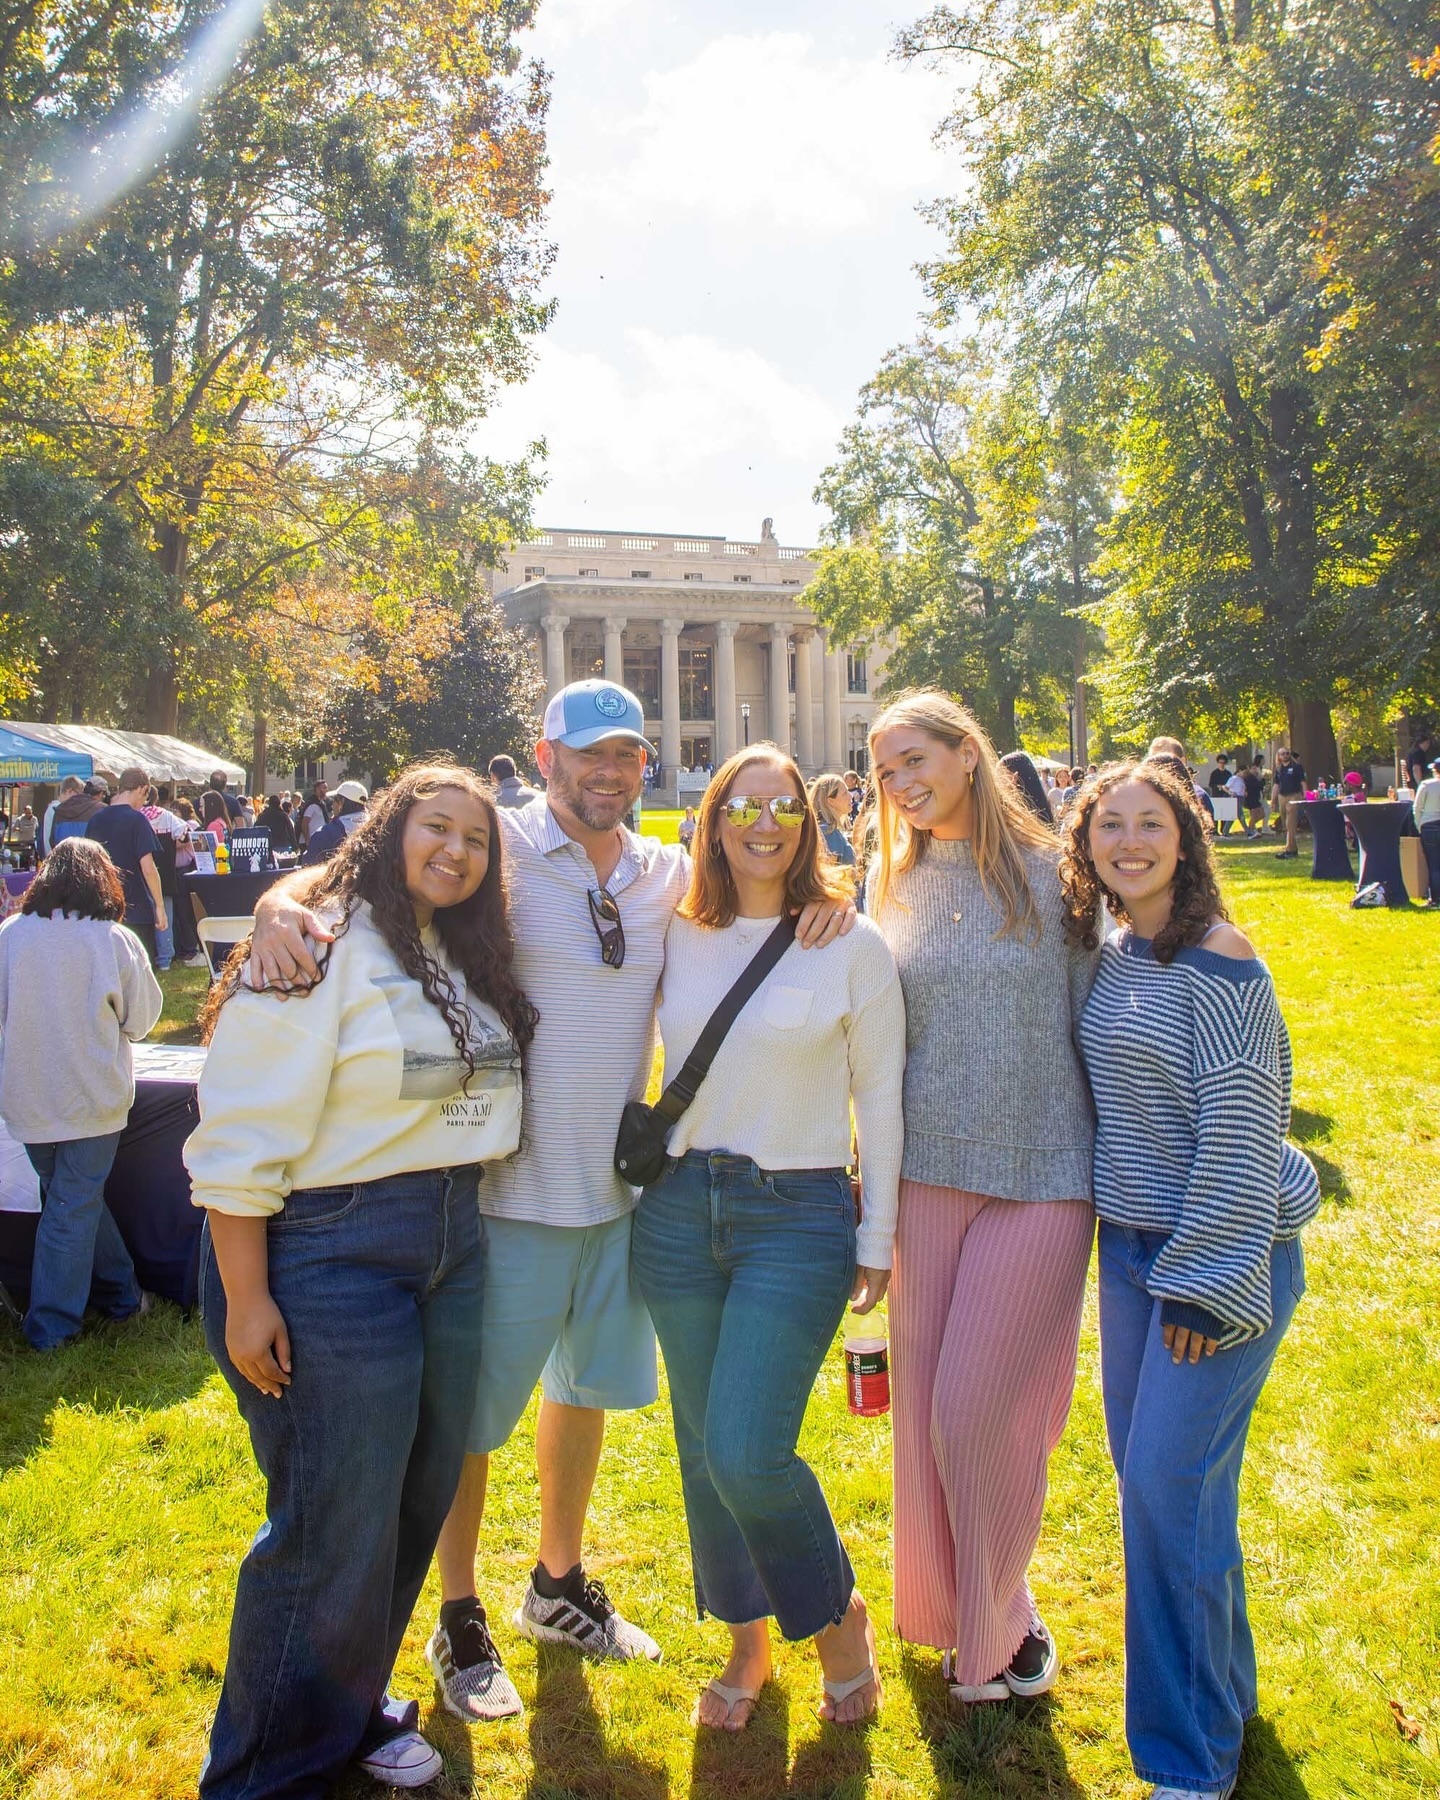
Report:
482,798,690,1227
1077,931,1320,1344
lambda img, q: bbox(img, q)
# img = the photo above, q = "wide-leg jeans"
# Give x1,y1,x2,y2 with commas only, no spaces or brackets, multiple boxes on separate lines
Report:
1099,1221,1304,1794
632,1151,856,1641
23,1131,137,1350
200,1166,486,1800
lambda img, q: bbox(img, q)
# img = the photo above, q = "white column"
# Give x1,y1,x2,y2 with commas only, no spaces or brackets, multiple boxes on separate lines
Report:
822,632,844,769
660,617,683,780
793,628,816,773
603,616,627,686
768,622,790,750
542,613,570,702
714,621,739,764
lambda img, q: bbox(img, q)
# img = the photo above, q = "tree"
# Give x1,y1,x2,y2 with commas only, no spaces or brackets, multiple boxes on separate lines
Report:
903,0,1440,774
807,336,1099,749
0,0,552,729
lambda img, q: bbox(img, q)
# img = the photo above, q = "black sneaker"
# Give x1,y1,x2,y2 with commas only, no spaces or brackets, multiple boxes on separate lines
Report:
514,1570,661,1662
1003,1611,1058,1697
426,1602,523,1721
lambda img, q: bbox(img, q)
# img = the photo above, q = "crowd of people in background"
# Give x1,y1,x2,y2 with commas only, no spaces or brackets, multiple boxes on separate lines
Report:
1,691,1435,1800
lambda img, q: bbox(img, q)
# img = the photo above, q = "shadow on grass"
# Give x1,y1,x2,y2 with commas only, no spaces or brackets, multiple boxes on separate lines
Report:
900,1648,1082,1798
0,1298,211,1472
1239,1715,1313,1798
1288,1108,1352,1206
525,1642,669,1800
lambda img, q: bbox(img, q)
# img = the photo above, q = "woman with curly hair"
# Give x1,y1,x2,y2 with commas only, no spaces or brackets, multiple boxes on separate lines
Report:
186,764,537,1799
867,691,1099,1705
1062,761,1319,1800
0,839,162,1349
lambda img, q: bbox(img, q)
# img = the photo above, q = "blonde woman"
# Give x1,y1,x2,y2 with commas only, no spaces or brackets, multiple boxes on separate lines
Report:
867,691,1099,1703
808,772,858,869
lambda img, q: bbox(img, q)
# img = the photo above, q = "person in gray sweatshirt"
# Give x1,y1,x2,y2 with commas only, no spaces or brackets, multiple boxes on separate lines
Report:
0,838,162,1349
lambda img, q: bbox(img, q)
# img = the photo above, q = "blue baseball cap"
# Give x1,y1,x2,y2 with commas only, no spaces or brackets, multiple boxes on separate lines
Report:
543,679,656,755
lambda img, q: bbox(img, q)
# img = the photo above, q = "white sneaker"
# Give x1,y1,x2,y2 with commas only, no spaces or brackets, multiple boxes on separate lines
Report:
513,1570,661,1662
1149,1780,1237,1800
1002,1610,1059,1697
355,1729,442,1788
942,1647,1009,1703
426,1605,523,1721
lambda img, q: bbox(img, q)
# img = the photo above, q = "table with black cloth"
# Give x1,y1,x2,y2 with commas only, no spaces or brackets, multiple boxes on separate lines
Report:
0,1044,205,1315
1341,799,1415,907
1301,798,1354,882
180,866,287,928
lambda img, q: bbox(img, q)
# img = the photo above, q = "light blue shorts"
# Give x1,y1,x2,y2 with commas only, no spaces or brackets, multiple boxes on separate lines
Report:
467,1211,658,1455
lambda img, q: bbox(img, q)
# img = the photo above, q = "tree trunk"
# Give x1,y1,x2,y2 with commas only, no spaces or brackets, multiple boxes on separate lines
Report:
995,687,1017,750
251,709,268,796
145,660,179,734
1286,697,1339,782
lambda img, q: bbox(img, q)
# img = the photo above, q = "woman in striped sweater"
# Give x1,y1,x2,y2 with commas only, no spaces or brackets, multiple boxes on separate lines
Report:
867,692,1099,1705
1061,762,1319,1800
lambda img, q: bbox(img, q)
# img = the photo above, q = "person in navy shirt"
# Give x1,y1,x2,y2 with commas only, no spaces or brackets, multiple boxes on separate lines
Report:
85,768,167,966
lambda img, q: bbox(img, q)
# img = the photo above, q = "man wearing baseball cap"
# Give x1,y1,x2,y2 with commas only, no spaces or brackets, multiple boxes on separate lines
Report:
247,679,853,1725
300,780,369,865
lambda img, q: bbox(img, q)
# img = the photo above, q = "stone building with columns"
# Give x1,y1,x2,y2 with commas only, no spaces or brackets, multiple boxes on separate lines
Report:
488,521,888,805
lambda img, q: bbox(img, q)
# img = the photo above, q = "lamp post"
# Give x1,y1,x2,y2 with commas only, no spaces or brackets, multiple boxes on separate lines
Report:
1066,698,1076,769
740,701,751,747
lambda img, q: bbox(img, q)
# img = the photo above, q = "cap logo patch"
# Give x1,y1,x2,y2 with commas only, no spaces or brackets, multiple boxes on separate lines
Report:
593,688,628,717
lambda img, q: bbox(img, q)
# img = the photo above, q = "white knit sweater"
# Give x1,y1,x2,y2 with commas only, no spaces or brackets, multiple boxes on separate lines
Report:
656,912,906,1268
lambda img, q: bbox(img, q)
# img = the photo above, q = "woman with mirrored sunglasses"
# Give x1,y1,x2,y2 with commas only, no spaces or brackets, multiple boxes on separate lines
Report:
630,744,905,1732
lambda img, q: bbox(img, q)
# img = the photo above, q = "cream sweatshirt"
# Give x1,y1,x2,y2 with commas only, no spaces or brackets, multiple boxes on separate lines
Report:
656,912,906,1268
0,912,163,1142
186,903,522,1216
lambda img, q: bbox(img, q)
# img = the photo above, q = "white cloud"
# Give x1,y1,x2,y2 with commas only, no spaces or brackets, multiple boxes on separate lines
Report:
476,328,843,533
530,0,645,50
578,32,952,235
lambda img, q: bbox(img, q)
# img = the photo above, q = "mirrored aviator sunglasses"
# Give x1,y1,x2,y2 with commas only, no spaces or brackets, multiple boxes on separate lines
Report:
722,795,808,829
587,885,626,969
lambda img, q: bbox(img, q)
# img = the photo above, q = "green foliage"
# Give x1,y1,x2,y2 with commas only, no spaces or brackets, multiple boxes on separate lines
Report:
901,0,1440,771
0,0,553,734
808,338,1104,748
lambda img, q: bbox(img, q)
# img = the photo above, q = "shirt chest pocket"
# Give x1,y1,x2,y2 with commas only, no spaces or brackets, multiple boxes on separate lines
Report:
761,985,814,1030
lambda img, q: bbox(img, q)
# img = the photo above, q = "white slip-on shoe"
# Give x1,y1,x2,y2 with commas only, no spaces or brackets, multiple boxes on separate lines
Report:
1149,1780,1237,1800
942,1647,1009,1704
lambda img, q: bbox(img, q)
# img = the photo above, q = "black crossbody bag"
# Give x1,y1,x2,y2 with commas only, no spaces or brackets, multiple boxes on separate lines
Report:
614,913,798,1187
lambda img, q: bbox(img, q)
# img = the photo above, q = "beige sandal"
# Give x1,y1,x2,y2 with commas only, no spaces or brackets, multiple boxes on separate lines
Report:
695,1678,761,1731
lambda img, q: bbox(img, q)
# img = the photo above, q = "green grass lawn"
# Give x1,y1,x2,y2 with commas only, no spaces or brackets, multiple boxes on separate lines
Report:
2,845,1438,1799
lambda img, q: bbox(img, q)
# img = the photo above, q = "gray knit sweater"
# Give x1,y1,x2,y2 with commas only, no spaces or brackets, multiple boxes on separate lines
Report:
875,839,1099,1201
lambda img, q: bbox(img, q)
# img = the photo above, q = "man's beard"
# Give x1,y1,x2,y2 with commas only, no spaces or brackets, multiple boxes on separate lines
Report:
547,763,639,830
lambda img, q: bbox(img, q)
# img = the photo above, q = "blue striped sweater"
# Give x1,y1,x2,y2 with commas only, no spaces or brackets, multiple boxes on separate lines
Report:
1076,931,1320,1344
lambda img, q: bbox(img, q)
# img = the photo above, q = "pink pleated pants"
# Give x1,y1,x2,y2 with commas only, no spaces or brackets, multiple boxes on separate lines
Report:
890,1179,1094,1684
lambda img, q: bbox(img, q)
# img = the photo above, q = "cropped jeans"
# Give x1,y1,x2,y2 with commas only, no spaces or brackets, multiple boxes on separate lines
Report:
1098,1221,1304,1795
22,1131,137,1350
199,1165,486,1800
632,1151,856,1641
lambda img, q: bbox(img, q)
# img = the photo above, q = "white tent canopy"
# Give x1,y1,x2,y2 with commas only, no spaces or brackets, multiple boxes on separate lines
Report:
1,722,244,786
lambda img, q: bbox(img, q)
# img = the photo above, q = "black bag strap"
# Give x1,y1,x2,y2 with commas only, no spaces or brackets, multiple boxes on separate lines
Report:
652,913,798,1125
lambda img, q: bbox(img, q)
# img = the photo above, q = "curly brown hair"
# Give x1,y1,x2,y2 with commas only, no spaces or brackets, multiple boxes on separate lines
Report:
200,764,537,1081
1059,760,1228,963
23,838,125,922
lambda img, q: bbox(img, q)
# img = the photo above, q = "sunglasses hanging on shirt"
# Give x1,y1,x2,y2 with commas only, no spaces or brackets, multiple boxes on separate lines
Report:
587,886,626,969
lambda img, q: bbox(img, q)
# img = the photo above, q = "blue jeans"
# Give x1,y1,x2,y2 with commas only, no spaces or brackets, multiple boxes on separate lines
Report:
154,920,174,969
631,1151,856,1640
1099,1221,1304,1793
1420,821,1440,900
23,1132,136,1350
200,1166,486,1800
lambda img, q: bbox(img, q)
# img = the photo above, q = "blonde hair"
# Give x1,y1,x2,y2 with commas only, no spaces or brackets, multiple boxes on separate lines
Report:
680,744,852,928
808,772,851,831
867,690,1055,937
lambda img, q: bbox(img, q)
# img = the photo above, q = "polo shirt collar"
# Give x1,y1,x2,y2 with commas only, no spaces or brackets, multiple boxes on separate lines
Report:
524,797,655,885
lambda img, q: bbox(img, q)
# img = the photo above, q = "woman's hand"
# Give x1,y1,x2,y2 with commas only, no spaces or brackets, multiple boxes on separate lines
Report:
226,1292,293,1397
793,895,858,948
850,1267,890,1313
1162,1322,1219,1365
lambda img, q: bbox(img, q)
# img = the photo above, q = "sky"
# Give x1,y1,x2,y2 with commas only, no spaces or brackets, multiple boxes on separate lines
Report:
474,0,961,547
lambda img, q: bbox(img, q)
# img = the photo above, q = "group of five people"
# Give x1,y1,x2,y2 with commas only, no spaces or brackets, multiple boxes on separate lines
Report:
177,677,1316,1800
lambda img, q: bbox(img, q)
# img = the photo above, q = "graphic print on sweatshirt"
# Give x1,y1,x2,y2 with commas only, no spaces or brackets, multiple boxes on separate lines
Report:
370,971,521,1116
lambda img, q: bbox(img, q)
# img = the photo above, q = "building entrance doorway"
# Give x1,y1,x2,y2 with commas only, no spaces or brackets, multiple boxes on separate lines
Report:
681,735,713,772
